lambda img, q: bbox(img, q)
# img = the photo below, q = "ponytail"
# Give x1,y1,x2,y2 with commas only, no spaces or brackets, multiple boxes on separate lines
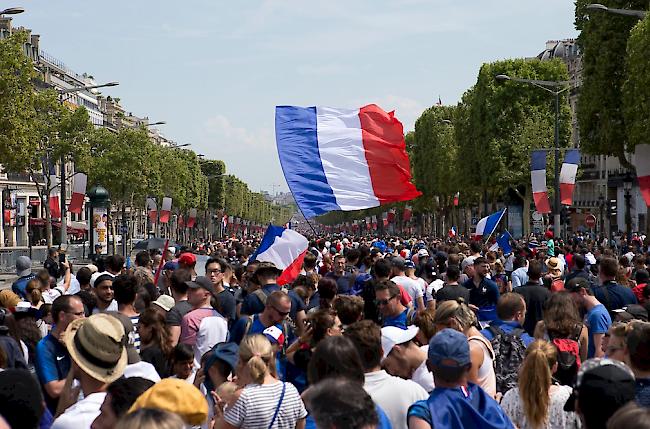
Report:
239,334,275,384
519,340,556,428
25,279,42,306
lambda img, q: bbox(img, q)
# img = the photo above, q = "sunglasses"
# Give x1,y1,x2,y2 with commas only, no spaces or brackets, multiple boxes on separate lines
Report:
375,295,398,306
272,306,290,317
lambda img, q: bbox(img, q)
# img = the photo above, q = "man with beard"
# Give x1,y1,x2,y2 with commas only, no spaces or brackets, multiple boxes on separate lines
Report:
90,272,116,314
463,257,500,325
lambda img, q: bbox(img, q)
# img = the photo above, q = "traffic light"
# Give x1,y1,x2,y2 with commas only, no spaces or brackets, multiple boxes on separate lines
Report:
608,199,617,216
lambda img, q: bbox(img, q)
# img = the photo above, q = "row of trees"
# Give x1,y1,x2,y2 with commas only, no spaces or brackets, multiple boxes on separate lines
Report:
0,31,290,245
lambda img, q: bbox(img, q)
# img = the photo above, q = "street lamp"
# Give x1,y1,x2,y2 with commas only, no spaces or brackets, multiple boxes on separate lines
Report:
169,143,191,148
496,74,571,239
585,3,647,18
56,81,119,247
623,172,633,241
0,7,25,15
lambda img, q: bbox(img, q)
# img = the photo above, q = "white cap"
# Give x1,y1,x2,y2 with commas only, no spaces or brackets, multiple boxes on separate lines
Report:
90,271,115,288
123,361,161,383
167,246,176,254
152,295,175,312
417,249,429,257
381,326,419,359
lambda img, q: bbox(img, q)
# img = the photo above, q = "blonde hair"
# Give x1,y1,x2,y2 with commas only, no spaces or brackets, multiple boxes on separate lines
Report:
518,340,557,429
433,298,477,333
117,408,185,429
239,334,275,384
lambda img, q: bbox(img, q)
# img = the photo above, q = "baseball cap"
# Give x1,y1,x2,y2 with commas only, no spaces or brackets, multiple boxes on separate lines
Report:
152,295,175,312
163,260,179,271
129,378,209,426
186,276,216,295
16,256,32,277
391,257,406,271
427,328,471,368
166,246,176,254
564,358,636,412
123,361,162,383
565,277,590,293
460,256,476,272
370,248,384,258
263,326,286,345
178,252,197,266
204,342,239,393
381,326,419,359
404,260,416,270
417,249,430,258
254,261,282,279
613,305,649,322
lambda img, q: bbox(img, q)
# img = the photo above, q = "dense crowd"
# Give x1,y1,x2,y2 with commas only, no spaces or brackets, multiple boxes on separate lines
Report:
1,232,650,429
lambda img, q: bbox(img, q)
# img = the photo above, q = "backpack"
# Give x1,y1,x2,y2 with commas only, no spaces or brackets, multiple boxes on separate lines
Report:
548,324,582,386
486,326,527,394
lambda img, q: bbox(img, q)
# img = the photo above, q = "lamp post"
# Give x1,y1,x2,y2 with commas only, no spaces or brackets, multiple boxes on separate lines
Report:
585,3,647,18
495,74,570,239
145,121,166,127
0,7,25,15
598,194,605,240
56,81,119,247
623,172,633,241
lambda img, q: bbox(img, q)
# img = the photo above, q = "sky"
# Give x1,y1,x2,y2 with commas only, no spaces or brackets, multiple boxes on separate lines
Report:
14,0,578,193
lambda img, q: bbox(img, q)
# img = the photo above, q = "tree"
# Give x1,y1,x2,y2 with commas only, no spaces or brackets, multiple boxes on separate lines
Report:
575,0,650,169
623,13,650,152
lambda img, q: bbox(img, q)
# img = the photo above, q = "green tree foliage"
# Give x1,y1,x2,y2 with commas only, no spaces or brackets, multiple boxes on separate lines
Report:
200,159,226,209
575,0,650,168
623,13,650,151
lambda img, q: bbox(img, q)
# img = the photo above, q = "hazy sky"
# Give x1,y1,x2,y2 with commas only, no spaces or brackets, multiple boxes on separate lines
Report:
16,0,578,193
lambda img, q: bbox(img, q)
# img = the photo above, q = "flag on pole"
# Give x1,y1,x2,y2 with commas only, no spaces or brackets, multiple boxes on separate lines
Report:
382,212,388,227
560,149,580,206
49,168,61,220
275,104,421,218
147,197,157,223
635,144,650,207
496,231,513,255
436,96,442,106
453,191,460,207
159,197,172,223
474,208,507,240
448,226,457,238
187,208,197,228
68,173,86,214
403,205,412,221
249,225,309,286
531,150,551,214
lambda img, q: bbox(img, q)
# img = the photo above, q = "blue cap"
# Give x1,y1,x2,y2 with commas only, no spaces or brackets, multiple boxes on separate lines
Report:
428,328,471,368
404,260,416,269
204,342,239,392
163,261,179,271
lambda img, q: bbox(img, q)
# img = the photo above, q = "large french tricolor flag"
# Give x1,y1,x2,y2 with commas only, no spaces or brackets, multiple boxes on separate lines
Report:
635,144,650,207
49,168,61,220
531,150,551,214
159,197,172,224
474,208,507,240
560,149,580,206
275,104,421,218
68,173,87,214
249,225,309,286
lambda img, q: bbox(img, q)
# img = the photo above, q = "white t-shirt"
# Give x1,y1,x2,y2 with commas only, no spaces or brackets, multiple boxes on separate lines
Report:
92,300,118,314
194,315,228,367
364,370,428,429
224,381,307,429
501,385,581,429
392,275,424,308
51,392,106,429
411,359,435,393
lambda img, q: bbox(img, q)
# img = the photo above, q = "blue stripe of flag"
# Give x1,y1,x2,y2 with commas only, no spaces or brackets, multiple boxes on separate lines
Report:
564,149,580,165
248,224,285,263
531,150,547,171
484,209,506,236
275,106,339,218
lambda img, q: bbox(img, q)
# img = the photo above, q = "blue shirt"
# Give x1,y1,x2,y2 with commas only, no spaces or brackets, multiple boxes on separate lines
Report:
480,320,535,347
592,281,638,313
511,267,528,288
382,308,413,329
11,274,36,299
636,378,650,407
585,304,611,358
230,314,284,345
463,278,500,321
305,404,392,429
35,333,71,412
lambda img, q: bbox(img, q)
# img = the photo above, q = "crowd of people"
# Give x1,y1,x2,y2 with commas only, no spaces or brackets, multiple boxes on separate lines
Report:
1,231,650,429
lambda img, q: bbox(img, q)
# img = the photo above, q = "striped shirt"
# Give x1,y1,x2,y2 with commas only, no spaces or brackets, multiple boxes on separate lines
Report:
224,381,307,429
129,315,140,353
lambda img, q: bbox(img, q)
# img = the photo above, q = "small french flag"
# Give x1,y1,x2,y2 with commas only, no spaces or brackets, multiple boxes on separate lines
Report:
448,226,457,238
147,197,157,223
49,170,61,220
635,144,650,207
249,225,309,286
159,197,172,224
474,209,507,240
531,150,551,214
559,149,580,206
68,173,86,214
453,191,460,207
187,208,197,228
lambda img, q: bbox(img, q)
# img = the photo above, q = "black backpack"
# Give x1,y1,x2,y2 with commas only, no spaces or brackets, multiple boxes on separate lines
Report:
548,325,582,386
487,326,527,394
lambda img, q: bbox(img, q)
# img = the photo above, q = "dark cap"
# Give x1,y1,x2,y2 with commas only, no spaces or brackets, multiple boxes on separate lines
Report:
635,269,650,285
186,276,216,295
391,257,406,271
565,277,590,293
564,358,636,412
253,262,282,279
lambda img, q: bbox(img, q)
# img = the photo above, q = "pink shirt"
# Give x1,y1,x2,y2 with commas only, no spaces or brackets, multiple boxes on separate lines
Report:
180,307,217,347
